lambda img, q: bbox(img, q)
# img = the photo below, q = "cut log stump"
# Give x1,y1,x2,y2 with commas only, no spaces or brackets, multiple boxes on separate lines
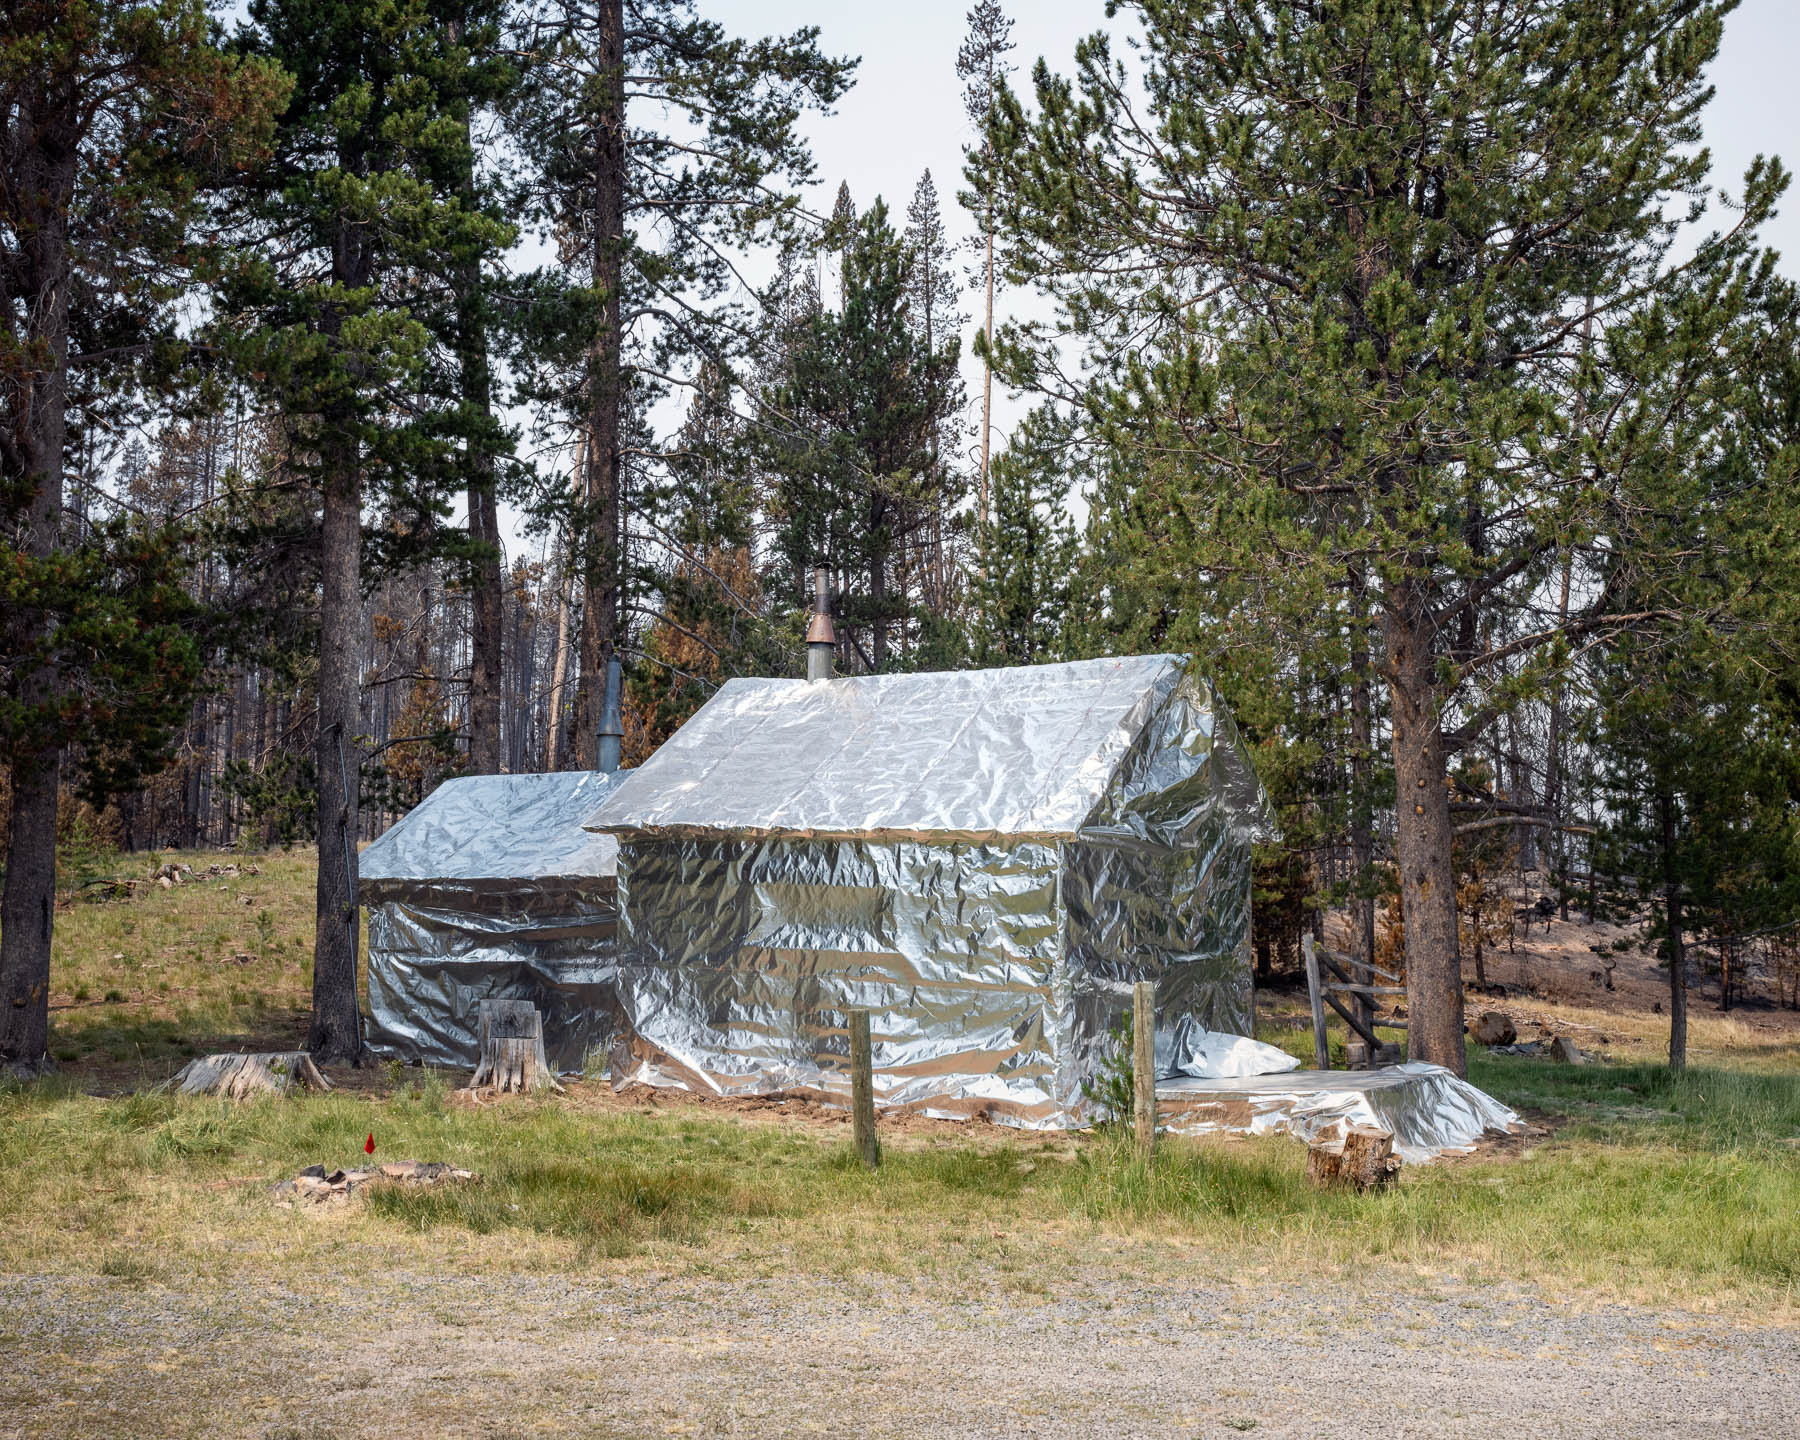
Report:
1306,1124,1400,1192
166,1052,332,1099
467,999,563,1094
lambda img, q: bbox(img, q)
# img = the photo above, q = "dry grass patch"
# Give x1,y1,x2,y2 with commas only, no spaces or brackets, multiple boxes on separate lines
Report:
2,1059,1797,1313
47,847,321,1083
18,845,1800,1316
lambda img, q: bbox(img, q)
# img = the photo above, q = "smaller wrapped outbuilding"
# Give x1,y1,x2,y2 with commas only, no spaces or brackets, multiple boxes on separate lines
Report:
361,771,622,1071
583,653,1272,1127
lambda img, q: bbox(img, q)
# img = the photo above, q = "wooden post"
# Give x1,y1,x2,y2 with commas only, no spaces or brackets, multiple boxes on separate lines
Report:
848,1009,879,1169
1132,981,1156,1162
1303,934,1330,1070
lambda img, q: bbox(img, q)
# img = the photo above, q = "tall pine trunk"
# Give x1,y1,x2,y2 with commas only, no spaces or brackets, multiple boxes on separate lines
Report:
545,525,574,771
309,437,364,1063
979,215,993,541
463,376,504,773
457,108,504,775
1659,793,1687,1070
0,112,75,1073
572,0,625,771
308,200,371,1064
1385,601,1466,1075
1348,578,1376,1036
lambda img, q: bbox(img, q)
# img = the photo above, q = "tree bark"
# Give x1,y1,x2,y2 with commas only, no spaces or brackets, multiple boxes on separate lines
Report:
979,216,994,543
457,107,504,776
572,0,626,772
465,435,504,773
1660,793,1687,1070
1348,574,1376,1040
0,753,60,1070
1385,603,1466,1076
1306,1124,1398,1192
309,440,364,1065
870,500,889,670
1545,553,1574,919
545,529,574,771
0,104,76,1074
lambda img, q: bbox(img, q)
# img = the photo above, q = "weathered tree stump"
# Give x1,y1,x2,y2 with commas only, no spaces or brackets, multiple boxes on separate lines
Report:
467,999,563,1094
166,1052,332,1099
1306,1124,1399,1192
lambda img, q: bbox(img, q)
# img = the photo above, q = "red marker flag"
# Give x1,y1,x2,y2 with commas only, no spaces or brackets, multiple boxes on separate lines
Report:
364,1132,375,1155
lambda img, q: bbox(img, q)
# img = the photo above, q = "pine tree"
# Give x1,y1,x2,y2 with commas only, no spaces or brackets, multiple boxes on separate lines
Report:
902,170,968,625
972,406,1073,665
224,0,498,1063
956,0,1014,546
761,199,962,671
628,359,785,747
1592,276,1800,1066
985,0,1788,1075
507,0,853,766
0,0,282,1072
413,0,521,776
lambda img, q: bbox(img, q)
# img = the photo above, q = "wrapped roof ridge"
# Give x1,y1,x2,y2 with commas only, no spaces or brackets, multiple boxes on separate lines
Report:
582,653,1255,843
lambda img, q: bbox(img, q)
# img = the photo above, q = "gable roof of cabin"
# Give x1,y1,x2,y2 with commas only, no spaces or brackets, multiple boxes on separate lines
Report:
360,770,621,897
583,654,1263,844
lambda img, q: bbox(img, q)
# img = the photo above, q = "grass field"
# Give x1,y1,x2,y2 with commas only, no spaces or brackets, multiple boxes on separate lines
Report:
11,845,1800,1317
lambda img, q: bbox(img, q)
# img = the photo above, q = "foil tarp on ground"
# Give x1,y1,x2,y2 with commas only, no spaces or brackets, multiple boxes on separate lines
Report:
590,655,1272,1126
1157,1062,1523,1162
361,771,624,1071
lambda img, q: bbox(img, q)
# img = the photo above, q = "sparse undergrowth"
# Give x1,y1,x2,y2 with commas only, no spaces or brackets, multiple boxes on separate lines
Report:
44,847,322,1078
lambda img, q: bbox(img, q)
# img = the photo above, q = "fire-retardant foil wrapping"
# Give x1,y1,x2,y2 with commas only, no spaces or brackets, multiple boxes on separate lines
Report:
361,771,623,1071
1157,1064,1524,1163
588,654,1276,1127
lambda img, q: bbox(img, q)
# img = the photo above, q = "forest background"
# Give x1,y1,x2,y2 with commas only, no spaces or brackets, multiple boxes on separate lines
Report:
4,0,1800,1080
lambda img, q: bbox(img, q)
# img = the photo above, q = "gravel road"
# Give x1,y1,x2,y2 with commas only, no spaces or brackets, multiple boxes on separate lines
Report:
2,1259,1793,1439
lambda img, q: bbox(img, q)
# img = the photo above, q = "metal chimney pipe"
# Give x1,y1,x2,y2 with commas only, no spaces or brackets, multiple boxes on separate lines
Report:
805,566,835,682
597,654,623,773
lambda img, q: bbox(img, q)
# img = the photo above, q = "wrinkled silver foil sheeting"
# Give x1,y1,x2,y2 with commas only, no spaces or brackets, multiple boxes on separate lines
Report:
581,654,1271,847
591,657,1272,1127
362,658,1271,1123
359,771,621,889
365,894,619,1071
1157,1063,1523,1162
361,771,622,1071
607,834,1250,1125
